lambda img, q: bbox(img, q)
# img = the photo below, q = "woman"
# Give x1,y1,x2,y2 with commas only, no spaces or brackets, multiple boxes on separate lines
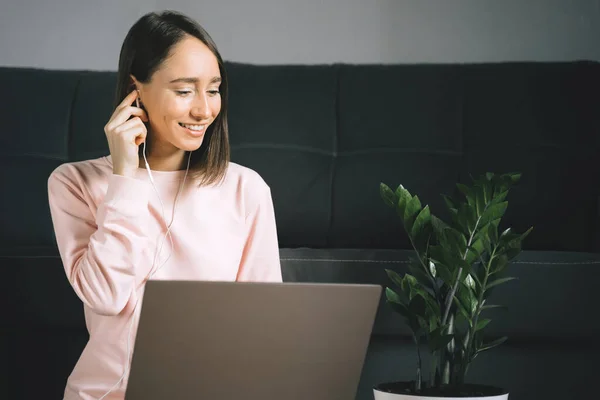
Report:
48,10,282,400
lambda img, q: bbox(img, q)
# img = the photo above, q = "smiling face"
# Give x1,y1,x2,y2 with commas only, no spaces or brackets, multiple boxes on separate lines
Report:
133,35,222,161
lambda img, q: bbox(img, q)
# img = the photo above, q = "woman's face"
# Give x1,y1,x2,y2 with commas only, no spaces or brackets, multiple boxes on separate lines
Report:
134,35,222,156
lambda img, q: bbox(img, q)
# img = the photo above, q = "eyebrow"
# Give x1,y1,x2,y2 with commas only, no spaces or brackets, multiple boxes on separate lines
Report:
169,76,222,84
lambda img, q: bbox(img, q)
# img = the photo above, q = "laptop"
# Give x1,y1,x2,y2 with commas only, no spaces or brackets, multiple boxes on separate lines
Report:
125,280,382,400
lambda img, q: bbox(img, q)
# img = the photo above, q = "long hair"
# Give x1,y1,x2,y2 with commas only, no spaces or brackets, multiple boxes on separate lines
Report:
114,10,229,186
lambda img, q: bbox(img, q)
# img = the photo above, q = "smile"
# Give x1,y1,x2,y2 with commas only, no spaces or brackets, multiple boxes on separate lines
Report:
179,122,206,132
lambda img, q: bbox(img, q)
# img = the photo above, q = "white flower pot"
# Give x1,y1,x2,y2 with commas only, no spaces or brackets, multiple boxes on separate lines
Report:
373,382,509,400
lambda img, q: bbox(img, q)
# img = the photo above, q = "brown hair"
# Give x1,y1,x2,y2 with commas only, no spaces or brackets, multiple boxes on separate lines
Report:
114,10,229,186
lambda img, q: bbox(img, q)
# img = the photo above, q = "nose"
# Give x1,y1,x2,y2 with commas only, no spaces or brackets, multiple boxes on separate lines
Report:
190,93,211,120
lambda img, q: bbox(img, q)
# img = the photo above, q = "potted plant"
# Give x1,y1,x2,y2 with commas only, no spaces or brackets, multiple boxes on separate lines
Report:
376,172,533,399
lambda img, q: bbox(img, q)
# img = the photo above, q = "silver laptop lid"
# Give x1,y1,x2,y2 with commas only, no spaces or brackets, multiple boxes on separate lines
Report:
125,281,381,400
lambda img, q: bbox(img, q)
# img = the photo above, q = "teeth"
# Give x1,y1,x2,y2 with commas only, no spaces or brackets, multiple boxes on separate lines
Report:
180,123,205,131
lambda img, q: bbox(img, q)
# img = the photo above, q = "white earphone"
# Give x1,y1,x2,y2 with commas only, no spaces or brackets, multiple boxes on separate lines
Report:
98,93,192,400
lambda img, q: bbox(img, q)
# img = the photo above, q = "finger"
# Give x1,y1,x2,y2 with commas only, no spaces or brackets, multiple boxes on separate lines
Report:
107,107,148,131
117,90,139,109
118,123,147,145
129,106,148,122
112,117,145,135
107,90,138,121
134,132,147,146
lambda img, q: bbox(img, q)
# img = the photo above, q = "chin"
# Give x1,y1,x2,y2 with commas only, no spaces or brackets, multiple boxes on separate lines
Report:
177,137,205,152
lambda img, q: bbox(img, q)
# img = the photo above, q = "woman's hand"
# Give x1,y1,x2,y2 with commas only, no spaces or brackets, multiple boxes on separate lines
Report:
104,90,149,177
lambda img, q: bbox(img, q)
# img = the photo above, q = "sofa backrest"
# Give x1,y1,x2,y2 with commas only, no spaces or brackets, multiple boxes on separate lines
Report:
1,61,599,254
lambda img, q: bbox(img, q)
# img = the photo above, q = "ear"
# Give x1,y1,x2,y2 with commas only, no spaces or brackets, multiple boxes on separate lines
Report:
129,74,144,96
129,74,144,106
129,74,140,89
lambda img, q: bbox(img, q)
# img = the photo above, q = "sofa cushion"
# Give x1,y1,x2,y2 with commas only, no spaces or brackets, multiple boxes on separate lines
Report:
227,63,338,248
331,64,464,249
0,67,78,160
460,62,600,252
70,71,117,161
279,248,600,340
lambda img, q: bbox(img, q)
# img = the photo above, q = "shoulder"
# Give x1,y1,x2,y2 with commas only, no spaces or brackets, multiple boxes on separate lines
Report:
223,162,273,212
225,162,270,190
48,156,112,195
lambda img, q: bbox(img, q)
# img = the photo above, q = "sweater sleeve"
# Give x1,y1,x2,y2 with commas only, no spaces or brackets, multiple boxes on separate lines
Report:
236,184,282,282
48,166,154,316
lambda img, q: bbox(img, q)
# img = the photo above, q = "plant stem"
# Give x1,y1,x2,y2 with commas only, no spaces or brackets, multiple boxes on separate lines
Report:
441,313,454,385
441,215,482,327
413,334,422,392
465,247,497,359
408,234,440,301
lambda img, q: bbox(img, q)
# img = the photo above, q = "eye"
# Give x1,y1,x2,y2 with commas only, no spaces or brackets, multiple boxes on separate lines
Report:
208,90,220,96
175,90,192,96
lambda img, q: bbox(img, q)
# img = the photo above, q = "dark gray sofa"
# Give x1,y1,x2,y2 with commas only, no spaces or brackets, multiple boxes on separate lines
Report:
1,61,599,400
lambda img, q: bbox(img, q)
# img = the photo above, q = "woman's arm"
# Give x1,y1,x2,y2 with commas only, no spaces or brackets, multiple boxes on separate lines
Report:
236,183,282,282
48,165,153,316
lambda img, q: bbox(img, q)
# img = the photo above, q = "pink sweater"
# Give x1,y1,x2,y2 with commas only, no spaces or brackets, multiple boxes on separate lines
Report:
48,155,282,400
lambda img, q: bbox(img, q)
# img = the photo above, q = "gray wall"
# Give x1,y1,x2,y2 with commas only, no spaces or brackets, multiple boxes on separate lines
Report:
1,0,599,70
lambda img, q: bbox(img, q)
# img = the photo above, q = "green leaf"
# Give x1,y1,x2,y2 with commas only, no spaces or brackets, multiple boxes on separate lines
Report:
520,225,534,240
474,185,486,217
490,190,508,206
489,254,509,275
429,313,439,332
460,281,479,314
482,179,493,204
428,243,446,262
478,336,508,353
431,214,452,236
468,271,482,293
386,269,404,288
444,227,468,256
407,259,434,289
479,202,508,228
505,173,522,184
428,330,455,352
481,233,492,256
455,258,474,280
456,183,473,204
403,195,423,233
476,259,488,288
502,227,533,261
423,293,441,318
395,185,411,222
403,273,440,318
404,273,419,286
488,220,499,245
385,287,406,306
505,245,522,261
475,318,491,331
410,205,431,242
442,194,458,213
408,293,428,317
457,203,476,234
388,300,411,319
486,276,517,290
455,285,474,318
454,296,472,328
402,274,417,298
380,183,397,208
465,238,485,265
417,316,429,331
499,227,513,238
432,262,453,284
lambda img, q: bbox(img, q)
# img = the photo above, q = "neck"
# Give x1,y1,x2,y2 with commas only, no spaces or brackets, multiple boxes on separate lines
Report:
141,141,188,171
